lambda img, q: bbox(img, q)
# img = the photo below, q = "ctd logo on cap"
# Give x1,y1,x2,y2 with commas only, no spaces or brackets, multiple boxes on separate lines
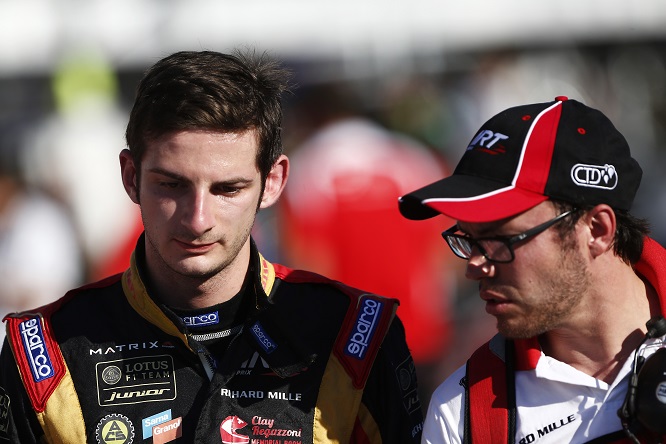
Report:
571,163,618,190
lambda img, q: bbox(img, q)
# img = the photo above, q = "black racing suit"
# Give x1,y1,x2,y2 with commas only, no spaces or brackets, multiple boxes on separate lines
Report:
0,237,423,443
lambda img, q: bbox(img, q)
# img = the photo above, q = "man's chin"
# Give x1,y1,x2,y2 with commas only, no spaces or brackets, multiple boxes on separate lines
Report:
496,320,544,339
170,258,222,280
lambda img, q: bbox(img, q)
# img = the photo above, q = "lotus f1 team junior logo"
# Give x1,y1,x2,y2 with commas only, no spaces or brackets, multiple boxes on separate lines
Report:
220,416,249,444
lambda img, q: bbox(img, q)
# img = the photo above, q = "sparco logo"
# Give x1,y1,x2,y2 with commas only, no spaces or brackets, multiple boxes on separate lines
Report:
250,322,277,354
570,163,618,190
345,298,383,359
19,318,54,382
182,311,219,328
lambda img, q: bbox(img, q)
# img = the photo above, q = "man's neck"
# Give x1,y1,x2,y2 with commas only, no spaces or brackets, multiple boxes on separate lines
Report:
143,241,253,310
539,261,658,384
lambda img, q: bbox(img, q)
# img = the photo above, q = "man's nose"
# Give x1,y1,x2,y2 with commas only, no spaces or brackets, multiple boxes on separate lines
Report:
182,190,215,236
464,247,495,280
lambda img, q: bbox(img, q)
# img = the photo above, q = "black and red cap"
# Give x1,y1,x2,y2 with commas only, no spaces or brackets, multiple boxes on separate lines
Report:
398,96,642,222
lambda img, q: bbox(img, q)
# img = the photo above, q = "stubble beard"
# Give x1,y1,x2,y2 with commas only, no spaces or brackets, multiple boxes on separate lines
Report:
496,241,590,339
141,190,263,291
144,221,254,289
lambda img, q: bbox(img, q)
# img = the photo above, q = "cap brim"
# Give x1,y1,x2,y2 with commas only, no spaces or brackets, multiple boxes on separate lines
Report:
399,174,548,223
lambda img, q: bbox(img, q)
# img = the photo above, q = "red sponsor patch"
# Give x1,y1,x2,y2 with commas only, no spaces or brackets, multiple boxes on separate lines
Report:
152,417,182,444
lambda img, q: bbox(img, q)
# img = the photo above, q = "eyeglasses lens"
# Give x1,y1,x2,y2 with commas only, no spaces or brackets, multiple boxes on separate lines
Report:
480,240,512,262
445,236,514,263
446,236,473,259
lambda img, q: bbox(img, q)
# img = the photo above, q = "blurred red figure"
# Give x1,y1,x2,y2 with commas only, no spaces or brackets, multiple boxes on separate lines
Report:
90,215,144,280
280,117,454,394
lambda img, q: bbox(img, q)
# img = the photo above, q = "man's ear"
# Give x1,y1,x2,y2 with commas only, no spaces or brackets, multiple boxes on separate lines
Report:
586,204,616,258
119,149,140,204
260,154,289,209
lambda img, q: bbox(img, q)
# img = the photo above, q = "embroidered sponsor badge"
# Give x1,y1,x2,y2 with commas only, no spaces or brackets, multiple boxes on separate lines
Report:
657,382,666,403
100,365,122,385
220,414,303,442
466,129,509,153
0,387,10,441
95,414,135,444
142,409,172,439
18,317,54,382
570,163,618,190
182,311,219,328
235,352,273,377
89,340,175,356
96,355,176,406
152,417,182,444
220,416,249,444
250,322,277,354
345,298,384,359
395,356,421,414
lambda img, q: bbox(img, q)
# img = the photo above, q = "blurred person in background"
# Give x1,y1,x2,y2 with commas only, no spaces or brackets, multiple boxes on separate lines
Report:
280,83,456,407
0,49,423,443
0,120,84,345
20,49,143,282
399,97,666,443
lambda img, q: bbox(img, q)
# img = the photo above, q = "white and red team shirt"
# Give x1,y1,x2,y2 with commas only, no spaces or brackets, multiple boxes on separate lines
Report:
422,337,665,444
423,237,666,444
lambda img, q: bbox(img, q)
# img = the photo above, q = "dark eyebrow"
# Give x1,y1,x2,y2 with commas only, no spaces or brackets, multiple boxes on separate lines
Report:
475,227,498,237
147,167,188,182
458,222,503,238
146,167,254,186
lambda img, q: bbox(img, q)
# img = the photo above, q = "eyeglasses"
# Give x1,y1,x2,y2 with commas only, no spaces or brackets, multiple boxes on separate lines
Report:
441,210,576,263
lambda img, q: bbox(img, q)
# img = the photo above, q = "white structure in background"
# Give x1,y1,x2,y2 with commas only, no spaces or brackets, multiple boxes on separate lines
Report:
0,0,665,77
20,50,140,274
0,191,84,344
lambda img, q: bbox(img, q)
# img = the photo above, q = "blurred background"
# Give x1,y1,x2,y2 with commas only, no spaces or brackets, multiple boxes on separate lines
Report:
1,0,665,409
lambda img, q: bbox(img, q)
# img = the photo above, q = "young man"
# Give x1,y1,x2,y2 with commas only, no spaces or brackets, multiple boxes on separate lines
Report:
399,96,666,443
0,50,423,443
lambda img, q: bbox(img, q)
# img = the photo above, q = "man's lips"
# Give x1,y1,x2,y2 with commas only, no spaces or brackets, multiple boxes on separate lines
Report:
479,288,507,302
479,288,512,315
174,239,216,253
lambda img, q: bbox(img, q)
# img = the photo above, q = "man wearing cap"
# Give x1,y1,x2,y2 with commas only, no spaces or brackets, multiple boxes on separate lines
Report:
399,96,666,443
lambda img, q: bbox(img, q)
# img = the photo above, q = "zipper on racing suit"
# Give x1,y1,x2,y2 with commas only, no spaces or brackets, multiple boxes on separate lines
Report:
188,324,244,381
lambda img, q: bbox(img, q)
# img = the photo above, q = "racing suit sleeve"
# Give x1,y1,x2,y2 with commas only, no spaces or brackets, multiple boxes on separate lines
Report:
0,337,43,443
357,316,425,443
